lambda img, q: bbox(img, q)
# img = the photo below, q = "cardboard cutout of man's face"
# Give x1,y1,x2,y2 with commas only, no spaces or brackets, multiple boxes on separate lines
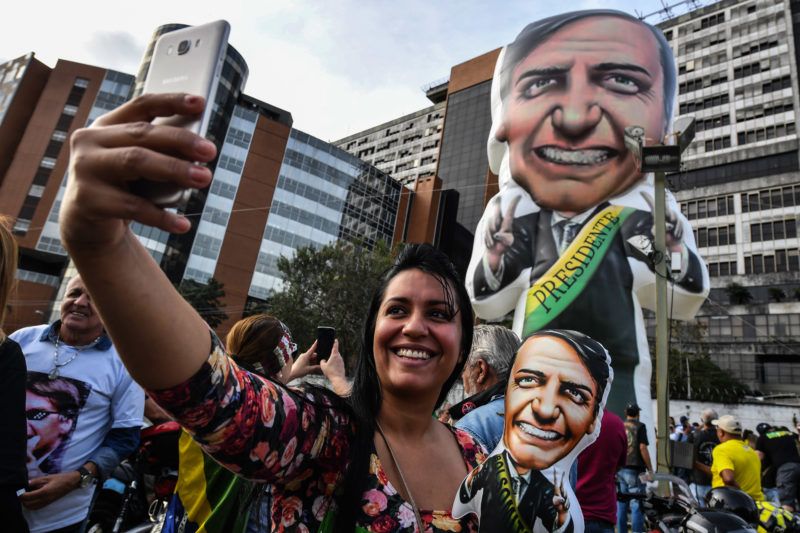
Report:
504,335,599,472
453,330,612,533
497,16,666,214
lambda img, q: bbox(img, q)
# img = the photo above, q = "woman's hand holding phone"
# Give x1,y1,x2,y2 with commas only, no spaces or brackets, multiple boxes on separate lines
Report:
290,340,322,381
321,340,351,396
60,93,216,253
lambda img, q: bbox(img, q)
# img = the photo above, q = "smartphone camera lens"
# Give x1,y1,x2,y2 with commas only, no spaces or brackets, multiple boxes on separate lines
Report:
177,40,191,55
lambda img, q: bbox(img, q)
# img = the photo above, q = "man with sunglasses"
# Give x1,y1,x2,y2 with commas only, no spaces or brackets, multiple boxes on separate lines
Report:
10,276,144,533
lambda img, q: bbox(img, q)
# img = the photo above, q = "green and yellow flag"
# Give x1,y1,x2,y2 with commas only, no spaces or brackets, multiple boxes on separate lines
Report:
163,430,255,533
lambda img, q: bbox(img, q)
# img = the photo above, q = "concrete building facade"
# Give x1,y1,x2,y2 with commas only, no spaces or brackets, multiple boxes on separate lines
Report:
334,102,445,188
656,0,800,395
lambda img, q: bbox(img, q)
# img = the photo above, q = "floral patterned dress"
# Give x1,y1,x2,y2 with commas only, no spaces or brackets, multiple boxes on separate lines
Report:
149,334,486,533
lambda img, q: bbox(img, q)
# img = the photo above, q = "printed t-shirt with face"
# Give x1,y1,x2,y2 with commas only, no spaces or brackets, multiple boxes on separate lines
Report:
10,323,144,533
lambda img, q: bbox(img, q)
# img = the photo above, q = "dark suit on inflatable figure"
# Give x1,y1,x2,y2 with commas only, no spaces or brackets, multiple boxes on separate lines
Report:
459,451,575,533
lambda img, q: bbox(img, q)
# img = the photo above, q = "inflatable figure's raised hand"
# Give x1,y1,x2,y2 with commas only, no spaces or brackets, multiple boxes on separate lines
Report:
552,470,570,528
641,191,684,254
484,195,521,273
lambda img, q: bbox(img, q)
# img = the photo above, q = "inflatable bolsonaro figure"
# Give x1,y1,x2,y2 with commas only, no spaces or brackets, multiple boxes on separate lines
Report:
453,330,613,532
466,10,709,457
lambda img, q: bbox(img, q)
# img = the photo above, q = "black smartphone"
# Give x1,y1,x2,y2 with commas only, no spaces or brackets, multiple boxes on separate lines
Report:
316,326,335,360
134,20,230,207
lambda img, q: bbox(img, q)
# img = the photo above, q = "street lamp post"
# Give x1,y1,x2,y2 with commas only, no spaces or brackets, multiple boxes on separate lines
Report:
627,117,695,473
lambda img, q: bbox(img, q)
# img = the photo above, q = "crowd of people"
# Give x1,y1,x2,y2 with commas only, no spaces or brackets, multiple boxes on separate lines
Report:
1,214,800,531
665,409,800,514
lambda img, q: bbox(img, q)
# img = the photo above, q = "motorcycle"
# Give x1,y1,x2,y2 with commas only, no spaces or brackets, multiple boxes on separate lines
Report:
705,486,800,533
86,421,181,533
618,472,757,532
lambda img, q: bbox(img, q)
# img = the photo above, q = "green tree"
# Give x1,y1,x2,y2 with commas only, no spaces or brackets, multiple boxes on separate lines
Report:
768,287,786,303
726,282,753,305
266,240,397,369
177,277,229,328
652,319,749,403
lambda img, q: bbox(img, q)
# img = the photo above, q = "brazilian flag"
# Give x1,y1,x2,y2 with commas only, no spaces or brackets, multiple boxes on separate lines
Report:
163,430,256,533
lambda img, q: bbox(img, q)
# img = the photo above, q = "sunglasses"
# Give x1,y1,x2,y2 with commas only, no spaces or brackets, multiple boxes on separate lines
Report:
27,409,61,421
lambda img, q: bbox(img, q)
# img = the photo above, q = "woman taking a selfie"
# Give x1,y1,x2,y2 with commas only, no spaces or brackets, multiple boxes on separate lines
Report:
59,93,484,532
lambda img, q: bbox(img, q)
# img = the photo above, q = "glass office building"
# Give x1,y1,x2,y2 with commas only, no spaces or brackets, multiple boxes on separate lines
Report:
436,80,493,231
183,103,259,282
36,69,136,258
249,129,404,299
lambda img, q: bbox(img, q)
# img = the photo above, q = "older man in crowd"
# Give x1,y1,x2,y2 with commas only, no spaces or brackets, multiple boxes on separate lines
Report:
10,275,144,533
690,408,719,505
451,325,520,447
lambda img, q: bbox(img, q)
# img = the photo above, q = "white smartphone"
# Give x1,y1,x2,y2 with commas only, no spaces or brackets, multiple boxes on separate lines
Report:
133,20,230,207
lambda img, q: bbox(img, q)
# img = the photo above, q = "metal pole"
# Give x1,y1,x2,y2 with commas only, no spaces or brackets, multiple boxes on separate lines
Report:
686,355,692,400
654,170,670,473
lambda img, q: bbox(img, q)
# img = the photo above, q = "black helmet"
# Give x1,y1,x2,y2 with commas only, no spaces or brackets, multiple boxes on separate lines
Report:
705,487,759,524
756,423,772,436
684,509,756,532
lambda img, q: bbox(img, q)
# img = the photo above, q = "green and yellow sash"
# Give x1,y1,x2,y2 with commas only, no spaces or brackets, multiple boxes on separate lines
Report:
522,205,635,338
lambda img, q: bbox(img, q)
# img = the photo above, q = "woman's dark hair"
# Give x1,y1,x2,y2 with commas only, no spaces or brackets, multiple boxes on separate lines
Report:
499,10,677,133
335,243,474,530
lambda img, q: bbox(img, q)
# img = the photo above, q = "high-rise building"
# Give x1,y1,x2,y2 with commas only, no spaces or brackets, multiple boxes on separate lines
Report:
0,54,50,187
249,129,407,299
0,58,130,331
654,0,800,394
334,100,445,187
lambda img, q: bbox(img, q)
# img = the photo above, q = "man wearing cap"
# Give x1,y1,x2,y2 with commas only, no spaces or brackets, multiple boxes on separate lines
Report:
618,403,653,533
690,408,720,505
711,414,763,501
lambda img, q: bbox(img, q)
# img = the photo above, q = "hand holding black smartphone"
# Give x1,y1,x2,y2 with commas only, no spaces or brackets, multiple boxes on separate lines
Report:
316,326,335,360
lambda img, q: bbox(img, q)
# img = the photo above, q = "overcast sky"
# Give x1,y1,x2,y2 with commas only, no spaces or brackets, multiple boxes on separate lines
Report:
3,0,705,141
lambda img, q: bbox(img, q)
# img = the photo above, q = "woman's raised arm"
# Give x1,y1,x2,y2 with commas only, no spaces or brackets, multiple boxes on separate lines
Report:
60,93,217,389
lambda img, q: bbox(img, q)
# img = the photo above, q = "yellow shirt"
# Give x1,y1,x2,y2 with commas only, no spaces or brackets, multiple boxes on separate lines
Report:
711,438,763,501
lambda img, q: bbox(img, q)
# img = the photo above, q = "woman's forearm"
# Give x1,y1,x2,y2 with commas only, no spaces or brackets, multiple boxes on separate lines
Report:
60,93,217,389
68,229,210,389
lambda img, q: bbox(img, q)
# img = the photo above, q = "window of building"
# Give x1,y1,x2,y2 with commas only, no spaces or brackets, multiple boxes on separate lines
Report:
704,135,731,152
745,249,800,274
56,114,76,134
224,127,252,149
44,139,63,159
737,122,796,146
707,261,737,277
